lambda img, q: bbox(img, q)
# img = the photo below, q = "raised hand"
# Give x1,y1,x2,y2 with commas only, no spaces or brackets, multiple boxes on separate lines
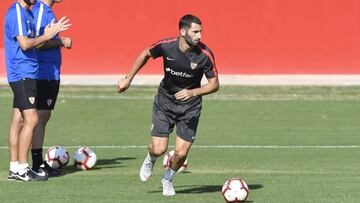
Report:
57,16,72,32
44,16,72,40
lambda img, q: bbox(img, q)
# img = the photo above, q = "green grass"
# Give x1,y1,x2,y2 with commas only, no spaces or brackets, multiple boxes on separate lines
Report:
0,85,360,202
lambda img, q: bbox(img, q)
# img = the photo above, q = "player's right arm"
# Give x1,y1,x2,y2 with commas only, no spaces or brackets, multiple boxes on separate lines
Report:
17,34,52,51
117,48,152,93
17,17,71,51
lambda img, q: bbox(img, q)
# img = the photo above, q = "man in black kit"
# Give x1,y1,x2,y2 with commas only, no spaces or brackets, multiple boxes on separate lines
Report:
117,14,219,196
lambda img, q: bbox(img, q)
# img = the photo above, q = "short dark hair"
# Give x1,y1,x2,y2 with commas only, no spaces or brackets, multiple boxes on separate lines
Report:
179,14,202,30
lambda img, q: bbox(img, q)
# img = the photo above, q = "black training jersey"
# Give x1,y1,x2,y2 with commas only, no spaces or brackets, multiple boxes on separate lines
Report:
149,37,218,102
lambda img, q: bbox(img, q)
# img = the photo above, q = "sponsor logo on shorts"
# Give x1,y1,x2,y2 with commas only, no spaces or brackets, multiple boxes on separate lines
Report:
165,67,194,78
29,97,35,104
151,124,154,131
47,99,53,106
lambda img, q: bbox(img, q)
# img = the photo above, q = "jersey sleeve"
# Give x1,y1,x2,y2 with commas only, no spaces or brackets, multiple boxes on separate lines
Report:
149,41,164,59
11,7,30,37
203,49,218,79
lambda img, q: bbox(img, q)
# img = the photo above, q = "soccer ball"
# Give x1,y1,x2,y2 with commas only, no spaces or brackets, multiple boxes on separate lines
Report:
44,146,69,169
73,147,97,170
162,150,188,172
222,178,249,202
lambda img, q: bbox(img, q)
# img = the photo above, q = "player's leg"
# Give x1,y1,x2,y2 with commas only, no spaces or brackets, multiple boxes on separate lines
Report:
7,108,23,180
170,136,192,170
162,136,192,196
140,94,174,182
32,80,61,176
140,136,169,182
148,136,169,156
11,79,47,181
161,104,201,196
16,108,41,181
18,109,39,165
31,110,51,172
32,110,51,149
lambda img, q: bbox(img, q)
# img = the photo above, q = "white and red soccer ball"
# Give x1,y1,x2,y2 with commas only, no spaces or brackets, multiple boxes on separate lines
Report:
162,150,188,172
222,178,249,202
45,146,69,169
73,146,97,170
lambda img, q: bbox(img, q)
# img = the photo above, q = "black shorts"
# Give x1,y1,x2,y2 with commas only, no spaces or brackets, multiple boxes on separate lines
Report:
151,92,202,143
36,80,60,110
9,78,37,111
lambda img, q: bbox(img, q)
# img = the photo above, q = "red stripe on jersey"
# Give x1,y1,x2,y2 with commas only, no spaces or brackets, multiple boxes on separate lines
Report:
199,47,218,77
150,37,178,49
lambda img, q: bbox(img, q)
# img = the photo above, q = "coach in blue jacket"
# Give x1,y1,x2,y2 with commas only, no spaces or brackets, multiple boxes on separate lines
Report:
31,0,72,176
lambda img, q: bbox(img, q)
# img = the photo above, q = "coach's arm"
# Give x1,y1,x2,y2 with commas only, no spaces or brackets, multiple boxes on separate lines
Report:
17,17,71,51
37,37,72,50
17,35,51,51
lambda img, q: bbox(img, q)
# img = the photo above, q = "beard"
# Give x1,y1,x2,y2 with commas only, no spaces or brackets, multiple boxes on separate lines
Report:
184,34,199,47
24,0,37,6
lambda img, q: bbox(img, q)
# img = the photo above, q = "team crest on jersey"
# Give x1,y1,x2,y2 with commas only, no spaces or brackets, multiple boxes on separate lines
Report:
190,62,198,69
47,99,53,106
29,97,35,104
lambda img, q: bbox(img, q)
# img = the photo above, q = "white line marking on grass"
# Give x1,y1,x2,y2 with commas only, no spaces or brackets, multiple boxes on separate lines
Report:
0,94,267,101
1,94,360,101
49,94,360,101
191,169,348,175
193,145,360,149
59,95,155,100
0,94,155,100
0,145,359,149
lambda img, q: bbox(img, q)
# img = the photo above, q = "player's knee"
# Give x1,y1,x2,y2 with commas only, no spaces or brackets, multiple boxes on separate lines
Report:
24,114,39,127
38,110,51,120
38,112,51,124
152,148,167,157
11,116,24,128
8,140,18,148
30,116,39,127
173,150,187,160
149,145,167,157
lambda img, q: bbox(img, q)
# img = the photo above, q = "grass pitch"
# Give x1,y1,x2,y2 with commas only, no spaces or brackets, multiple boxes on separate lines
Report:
0,85,360,202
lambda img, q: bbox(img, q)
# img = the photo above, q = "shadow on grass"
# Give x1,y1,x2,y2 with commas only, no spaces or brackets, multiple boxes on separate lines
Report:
95,157,137,168
148,184,263,195
176,184,263,194
50,157,136,178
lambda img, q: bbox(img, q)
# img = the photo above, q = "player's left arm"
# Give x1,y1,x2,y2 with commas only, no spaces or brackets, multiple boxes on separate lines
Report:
175,76,219,101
